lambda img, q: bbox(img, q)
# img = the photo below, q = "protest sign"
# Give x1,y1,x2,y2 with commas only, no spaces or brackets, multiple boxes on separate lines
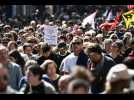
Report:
43,25,58,45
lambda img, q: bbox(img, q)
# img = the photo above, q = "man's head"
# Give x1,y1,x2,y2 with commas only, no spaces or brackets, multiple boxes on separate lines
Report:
57,41,68,55
26,65,43,86
111,40,124,53
71,36,83,55
0,63,9,92
41,43,51,57
84,43,102,64
23,43,33,55
103,39,112,53
0,45,8,64
58,75,71,93
67,79,90,94
106,64,130,93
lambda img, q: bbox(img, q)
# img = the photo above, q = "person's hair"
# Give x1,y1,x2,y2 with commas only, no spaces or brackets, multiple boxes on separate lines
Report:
67,79,90,94
23,43,32,51
71,36,83,45
70,66,92,83
26,36,39,44
41,43,51,53
8,49,25,69
123,57,134,69
112,40,124,52
9,31,18,41
7,41,18,51
40,59,57,74
109,34,118,40
105,79,129,94
4,32,13,39
103,39,112,45
25,60,38,73
1,37,11,46
28,65,43,80
84,43,102,55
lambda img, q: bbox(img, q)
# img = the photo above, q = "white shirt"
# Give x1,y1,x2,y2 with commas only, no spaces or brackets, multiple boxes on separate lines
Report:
59,53,78,74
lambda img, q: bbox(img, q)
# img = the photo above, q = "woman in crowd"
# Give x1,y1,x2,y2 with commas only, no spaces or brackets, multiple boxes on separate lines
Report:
7,41,18,52
40,60,61,92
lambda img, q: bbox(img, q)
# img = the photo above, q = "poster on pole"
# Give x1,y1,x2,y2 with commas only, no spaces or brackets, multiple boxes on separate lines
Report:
43,25,58,45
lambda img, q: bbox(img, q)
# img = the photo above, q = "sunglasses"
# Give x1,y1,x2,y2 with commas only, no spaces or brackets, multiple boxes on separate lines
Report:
0,75,8,81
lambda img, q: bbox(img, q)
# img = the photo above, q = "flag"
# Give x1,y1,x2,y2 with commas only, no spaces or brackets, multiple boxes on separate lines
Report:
122,9,134,29
82,10,97,29
106,10,114,21
103,9,109,17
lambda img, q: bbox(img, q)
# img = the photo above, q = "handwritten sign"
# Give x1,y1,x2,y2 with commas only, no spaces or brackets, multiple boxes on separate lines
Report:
43,25,58,45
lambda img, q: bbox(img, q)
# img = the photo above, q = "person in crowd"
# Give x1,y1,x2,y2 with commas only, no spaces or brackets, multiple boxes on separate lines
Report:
58,75,71,94
109,34,118,42
20,65,56,94
60,36,88,74
109,40,124,64
8,49,25,75
0,44,23,90
7,41,18,52
103,64,130,94
40,60,61,92
123,53,134,93
102,39,113,55
0,63,21,94
3,25,12,33
67,79,90,94
123,32,133,49
84,43,116,93
23,43,38,61
37,43,58,65
56,41,70,72
124,38,134,58
19,60,38,89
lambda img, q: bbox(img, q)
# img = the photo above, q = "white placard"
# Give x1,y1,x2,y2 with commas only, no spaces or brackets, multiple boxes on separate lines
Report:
43,25,58,45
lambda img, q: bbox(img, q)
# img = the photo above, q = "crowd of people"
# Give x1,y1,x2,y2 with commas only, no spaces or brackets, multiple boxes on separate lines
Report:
0,5,134,94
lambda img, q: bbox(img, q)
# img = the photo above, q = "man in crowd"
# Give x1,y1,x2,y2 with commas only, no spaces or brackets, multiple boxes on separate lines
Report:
0,63,21,94
0,44,23,90
84,43,116,93
60,36,88,74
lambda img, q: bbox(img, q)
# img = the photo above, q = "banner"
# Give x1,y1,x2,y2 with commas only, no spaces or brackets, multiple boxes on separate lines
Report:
122,9,134,29
43,25,58,45
82,10,97,29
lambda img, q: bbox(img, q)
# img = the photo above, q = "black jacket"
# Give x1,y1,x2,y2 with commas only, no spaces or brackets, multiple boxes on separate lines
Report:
91,55,116,94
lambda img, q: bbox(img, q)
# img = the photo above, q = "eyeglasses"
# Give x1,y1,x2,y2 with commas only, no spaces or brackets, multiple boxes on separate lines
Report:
0,75,8,81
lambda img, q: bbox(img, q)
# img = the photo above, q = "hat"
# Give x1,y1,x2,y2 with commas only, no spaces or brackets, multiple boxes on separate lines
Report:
106,64,130,83
58,42,67,48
